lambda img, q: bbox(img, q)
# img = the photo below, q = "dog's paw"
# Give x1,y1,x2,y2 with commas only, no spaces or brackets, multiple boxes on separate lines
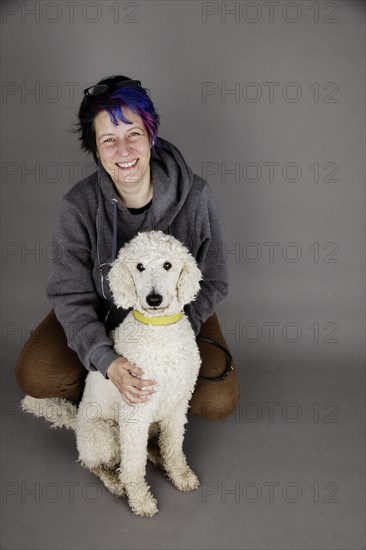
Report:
130,494,159,517
125,484,159,517
169,466,200,492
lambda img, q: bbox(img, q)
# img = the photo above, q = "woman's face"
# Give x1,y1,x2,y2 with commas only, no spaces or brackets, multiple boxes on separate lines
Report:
94,107,152,187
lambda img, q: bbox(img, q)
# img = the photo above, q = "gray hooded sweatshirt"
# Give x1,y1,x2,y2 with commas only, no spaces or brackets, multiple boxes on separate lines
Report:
46,137,229,378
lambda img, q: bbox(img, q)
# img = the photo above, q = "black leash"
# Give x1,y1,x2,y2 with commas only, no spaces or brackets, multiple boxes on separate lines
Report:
196,336,234,381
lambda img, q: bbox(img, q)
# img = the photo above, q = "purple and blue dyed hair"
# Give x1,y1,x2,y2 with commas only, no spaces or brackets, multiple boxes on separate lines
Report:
73,75,161,164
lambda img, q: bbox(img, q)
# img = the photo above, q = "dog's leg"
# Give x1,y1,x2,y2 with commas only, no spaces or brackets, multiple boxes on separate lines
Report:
89,464,125,498
159,406,200,492
76,415,120,469
76,416,125,497
119,419,159,517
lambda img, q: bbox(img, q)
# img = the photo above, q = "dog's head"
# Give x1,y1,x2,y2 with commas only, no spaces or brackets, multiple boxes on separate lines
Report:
107,230,202,314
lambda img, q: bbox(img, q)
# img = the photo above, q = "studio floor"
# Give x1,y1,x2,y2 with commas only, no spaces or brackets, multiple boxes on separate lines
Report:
1,338,365,550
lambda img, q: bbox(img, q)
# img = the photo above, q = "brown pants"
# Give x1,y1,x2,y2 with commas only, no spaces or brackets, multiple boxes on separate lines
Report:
15,309,240,420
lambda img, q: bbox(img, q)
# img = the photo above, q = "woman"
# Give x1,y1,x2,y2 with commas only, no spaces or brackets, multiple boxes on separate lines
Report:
15,75,240,420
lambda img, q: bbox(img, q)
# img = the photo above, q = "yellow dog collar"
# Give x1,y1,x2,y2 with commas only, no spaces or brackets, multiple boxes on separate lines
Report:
132,310,183,326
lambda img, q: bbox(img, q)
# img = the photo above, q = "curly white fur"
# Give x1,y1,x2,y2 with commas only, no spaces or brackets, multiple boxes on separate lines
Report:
20,231,203,516
76,230,203,517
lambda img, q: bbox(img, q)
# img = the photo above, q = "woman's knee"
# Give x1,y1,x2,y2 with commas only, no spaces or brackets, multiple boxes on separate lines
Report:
14,309,86,399
15,327,50,398
16,357,86,399
15,348,86,399
15,356,38,397
189,311,240,420
189,372,240,420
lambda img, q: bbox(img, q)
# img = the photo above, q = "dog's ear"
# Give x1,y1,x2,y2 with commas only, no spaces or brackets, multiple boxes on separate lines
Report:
177,253,202,306
107,250,137,310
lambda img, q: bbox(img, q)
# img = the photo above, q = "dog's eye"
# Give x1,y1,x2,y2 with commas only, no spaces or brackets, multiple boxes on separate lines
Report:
136,263,145,272
163,262,172,270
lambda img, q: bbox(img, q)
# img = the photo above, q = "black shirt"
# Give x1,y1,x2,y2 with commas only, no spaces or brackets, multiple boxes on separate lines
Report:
126,198,153,215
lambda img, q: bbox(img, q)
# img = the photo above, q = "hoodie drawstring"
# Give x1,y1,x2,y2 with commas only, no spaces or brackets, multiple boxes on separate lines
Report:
102,198,118,324
111,198,118,262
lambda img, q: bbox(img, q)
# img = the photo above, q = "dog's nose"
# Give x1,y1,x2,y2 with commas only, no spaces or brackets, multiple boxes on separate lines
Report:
146,293,163,307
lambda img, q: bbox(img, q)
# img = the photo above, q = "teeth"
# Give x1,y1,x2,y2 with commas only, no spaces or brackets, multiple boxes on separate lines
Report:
117,159,137,168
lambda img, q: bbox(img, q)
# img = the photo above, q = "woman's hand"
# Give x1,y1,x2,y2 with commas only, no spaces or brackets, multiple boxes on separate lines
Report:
107,356,157,406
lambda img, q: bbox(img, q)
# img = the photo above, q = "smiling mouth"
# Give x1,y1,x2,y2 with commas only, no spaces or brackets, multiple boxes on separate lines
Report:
116,159,139,171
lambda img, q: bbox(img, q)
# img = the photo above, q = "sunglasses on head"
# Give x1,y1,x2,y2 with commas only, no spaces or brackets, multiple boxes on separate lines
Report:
83,79,142,100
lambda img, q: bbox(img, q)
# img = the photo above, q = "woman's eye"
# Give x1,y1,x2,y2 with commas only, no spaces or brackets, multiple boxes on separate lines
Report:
136,263,145,272
104,138,115,143
163,262,172,270
129,132,141,138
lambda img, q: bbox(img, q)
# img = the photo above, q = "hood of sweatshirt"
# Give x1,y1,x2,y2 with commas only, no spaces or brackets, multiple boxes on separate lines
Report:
96,136,197,262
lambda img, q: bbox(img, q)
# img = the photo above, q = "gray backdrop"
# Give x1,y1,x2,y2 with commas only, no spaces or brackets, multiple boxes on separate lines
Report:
1,1,365,549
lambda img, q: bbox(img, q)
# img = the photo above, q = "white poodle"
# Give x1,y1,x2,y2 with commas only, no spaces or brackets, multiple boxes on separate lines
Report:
22,230,203,517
